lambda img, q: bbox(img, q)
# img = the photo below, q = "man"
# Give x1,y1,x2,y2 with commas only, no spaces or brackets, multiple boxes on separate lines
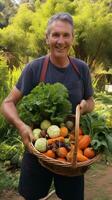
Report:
1,13,94,200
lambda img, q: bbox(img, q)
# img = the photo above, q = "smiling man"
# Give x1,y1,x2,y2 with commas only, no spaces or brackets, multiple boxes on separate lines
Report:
46,19,74,65
1,13,94,200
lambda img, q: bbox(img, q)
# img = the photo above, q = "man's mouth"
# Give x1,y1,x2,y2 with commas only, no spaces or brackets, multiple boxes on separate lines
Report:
55,47,66,51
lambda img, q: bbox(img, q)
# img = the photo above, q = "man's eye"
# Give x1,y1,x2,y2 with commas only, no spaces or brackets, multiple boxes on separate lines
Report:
64,33,69,37
52,33,60,37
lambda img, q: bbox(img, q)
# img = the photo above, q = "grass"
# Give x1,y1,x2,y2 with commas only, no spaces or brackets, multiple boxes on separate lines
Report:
0,161,20,192
95,92,112,105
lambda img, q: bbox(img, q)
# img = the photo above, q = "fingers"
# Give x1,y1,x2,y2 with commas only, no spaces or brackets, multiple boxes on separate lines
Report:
79,100,87,115
19,124,35,153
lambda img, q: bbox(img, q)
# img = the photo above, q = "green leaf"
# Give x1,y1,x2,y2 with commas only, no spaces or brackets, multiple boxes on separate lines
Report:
106,134,112,153
91,139,108,152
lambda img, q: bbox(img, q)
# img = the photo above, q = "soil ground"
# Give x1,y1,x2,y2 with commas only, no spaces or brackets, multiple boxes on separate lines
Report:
0,161,112,200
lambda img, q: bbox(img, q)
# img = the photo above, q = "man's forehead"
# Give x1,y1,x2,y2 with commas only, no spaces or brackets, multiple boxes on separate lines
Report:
50,20,73,33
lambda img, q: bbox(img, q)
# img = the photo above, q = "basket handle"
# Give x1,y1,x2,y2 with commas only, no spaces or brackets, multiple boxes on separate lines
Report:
72,104,80,166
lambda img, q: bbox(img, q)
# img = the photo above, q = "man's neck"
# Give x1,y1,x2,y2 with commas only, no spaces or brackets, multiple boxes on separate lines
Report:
49,55,70,68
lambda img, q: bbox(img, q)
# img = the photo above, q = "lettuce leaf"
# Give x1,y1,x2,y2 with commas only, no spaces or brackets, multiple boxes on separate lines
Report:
18,82,72,126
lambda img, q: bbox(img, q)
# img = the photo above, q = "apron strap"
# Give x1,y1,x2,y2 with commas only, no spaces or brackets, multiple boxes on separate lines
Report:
39,55,81,82
39,55,49,82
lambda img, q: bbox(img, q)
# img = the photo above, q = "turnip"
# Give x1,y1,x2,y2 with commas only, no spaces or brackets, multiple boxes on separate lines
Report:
33,128,41,140
47,125,60,138
35,138,47,152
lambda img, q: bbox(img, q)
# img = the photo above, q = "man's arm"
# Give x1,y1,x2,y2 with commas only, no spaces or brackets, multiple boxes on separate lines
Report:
79,97,95,115
0,87,34,152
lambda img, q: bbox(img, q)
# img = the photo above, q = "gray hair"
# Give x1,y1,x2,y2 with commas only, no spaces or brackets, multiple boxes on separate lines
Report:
46,12,74,35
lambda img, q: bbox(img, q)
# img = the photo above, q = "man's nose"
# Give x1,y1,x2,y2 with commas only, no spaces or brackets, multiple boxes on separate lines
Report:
57,35,64,44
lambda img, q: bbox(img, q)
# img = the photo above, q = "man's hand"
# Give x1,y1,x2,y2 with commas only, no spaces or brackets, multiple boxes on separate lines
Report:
79,97,95,115
0,87,35,154
79,100,88,115
19,124,35,154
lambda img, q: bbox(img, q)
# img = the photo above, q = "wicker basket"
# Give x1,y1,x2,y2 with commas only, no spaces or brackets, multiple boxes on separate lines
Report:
31,105,100,176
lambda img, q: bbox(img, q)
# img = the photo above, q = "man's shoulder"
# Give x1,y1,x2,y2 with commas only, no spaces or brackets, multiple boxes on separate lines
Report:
71,57,89,74
27,56,46,69
71,57,88,67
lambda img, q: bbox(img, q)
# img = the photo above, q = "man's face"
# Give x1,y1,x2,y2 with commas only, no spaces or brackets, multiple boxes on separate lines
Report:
46,20,73,58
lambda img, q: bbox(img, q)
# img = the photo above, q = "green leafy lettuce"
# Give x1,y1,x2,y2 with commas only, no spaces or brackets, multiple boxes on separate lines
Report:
18,82,72,126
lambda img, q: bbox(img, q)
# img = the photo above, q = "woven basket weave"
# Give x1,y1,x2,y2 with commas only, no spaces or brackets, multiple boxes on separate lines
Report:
31,105,100,176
